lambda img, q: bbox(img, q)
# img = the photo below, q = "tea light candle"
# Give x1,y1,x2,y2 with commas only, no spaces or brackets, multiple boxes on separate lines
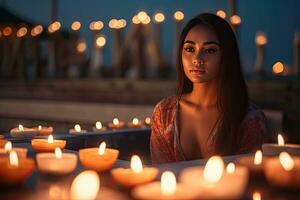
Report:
31,134,66,152
111,155,158,187
34,125,54,136
10,124,38,139
144,117,151,127
0,151,35,185
0,138,8,148
108,118,125,129
180,156,249,199
262,134,300,156
132,171,200,200
0,141,28,158
79,142,119,171
264,152,300,189
237,150,264,173
92,121,107,132
69,124,87,134
128,117,143,128
36,147,77,175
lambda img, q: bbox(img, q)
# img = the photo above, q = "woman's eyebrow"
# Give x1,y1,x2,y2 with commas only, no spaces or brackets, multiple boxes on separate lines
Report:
183,40,219,46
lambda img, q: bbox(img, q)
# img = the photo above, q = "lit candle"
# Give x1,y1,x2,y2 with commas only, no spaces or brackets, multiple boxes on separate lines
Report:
92,121,107,132
10,124,38,139
33,125,54,136
79,141,119,171
0,141,28,158
264,152,300,188
237,150,264,174
70,170,100,200
128,117,143,128
31,134,66,152
0,150,35,185
36,147,77,175
69,124,87,134
144,117,151,127
108,118,125,129
111,155,158,187
180,156,248,199
132,171,200,200
262,134,300,156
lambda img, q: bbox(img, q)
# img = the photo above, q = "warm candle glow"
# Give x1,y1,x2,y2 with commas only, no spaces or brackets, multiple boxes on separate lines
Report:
71,21,81,31
55,147,62,159
132,15,140,24
113,118,119,125
31,25,43,36
203,156,224,183
254,150,263,165
4,141,12,152
109,19,117,28
216,10,226,19
161,171,176,196
272,62,285,74
252,191,261,200
76,40,87,53
17,27,28,38
93,21,104,31
38,125,42,130
154,12,165,23
255,32,267,46
98,142,106,156
145,117,151,125
49,21,61,33
95,121,103,130
96,36,106,48
137,11,148,22
226,162,235,174
131,155,143,173
230,15,241,25
9,150,19,167
74,124,82,132
174,11,184,21
3,26,12,36
279,152,294,171
70,170,100,200
278,134,285,146
48,134,54,144
18,124,24,131
132,118,139,125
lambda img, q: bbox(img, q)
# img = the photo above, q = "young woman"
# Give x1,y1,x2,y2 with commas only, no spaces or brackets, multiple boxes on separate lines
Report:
150,13,268,164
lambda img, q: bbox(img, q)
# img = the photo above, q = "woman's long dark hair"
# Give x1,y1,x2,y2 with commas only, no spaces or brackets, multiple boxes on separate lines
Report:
176,13,248,155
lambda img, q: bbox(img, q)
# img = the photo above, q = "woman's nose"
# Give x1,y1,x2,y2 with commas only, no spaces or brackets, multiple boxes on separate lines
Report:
192,59,205,66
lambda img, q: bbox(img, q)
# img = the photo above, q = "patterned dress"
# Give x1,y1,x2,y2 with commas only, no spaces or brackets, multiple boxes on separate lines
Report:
150,96,269,164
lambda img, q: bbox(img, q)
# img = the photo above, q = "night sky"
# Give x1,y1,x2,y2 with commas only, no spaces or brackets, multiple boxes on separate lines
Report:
2,0,300,76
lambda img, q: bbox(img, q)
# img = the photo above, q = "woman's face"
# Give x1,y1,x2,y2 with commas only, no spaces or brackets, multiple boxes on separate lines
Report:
182,25,221,84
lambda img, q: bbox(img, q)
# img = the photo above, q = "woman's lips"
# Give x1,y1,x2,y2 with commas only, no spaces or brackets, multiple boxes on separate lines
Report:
189,69,206,75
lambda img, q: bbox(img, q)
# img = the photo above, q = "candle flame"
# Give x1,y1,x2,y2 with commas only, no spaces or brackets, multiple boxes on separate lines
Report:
74,124,82,132
113,118,119,125
131,155,143,173
203,156,224,183
4,141,12,152
95,121,103,130
55,147,62,159
161,171,176,196
145,117,151,125
226,162,235,174
279,152,294,171
254,150,263,165
9,150,19,167
48,134,54,144
98,142,106,155
70,170,100,200
38,125,42,130
252,191,261,200
132,118,139,125
18,124,24,131
278,134,285,146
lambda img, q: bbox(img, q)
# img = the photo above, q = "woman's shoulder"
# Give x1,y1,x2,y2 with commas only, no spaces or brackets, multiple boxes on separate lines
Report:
153,96,178,113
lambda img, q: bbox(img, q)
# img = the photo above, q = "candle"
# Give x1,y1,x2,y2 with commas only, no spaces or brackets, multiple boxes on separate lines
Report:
0,137,8,148
108,118,125,129
31,134,66,152
33,125,54,136
179,156,248,199
262,134,300,156
36,147,77,175
79,142,119,171
132,171,200,200
70,170,100,200
111,155,158,187
69,124,87,134
128,117,143,128
144,117,151,127
0,150,35,185
10,124,38,139
0,141,28,158
92,121,107,132
264,152,300,188
237,150,264,174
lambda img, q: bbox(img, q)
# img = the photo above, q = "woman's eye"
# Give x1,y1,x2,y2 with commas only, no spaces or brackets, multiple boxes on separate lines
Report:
184,47,195,52
205,48,217,54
